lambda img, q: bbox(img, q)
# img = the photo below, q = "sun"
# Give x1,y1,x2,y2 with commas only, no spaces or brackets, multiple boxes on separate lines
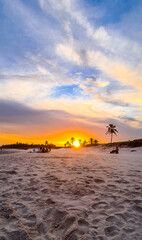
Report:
73,140,80,147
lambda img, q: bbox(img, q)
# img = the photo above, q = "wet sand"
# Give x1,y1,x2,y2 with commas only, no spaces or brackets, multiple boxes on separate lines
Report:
0,147,142,240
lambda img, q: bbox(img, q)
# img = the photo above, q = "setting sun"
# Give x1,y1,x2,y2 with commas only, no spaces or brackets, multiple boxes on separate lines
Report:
73,140,80,147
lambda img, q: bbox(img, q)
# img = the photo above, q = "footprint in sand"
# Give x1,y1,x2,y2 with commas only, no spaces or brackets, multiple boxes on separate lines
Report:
97,235,108,240
91,218,100,225
133,199,142,205
94,178,105,184
58,214,76,237
106,215,124,228
6,170,17,175
23,213,37,227
64,230,78,240
45,198,56,205
132,204,142,213
77,218,89,235
92,201,107,210
2,229,32,240
51,209,68,229
36,221,48,235
104,225,119,237
80,234,96,240
0,205,14,219
0,234,8,240
41,188,49,194
22,196,34,202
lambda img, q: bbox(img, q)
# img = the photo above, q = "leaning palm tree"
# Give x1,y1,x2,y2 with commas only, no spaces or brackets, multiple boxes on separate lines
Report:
83,140,87,146
106,124,118,143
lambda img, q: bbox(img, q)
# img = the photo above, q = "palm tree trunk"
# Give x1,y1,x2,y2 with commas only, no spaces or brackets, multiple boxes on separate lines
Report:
111,133,113,143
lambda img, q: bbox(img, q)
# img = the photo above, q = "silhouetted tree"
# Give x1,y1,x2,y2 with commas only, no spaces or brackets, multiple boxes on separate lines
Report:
66,141,70,147
106,124,118,143
83,140,87,146
90,138,93,145
71,137,75,145
94,139,98,145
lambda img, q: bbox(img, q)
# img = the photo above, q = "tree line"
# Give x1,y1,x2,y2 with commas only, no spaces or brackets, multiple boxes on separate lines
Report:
1,124,119,149
1,141,57,150
64,137,99,148
64,124,119,147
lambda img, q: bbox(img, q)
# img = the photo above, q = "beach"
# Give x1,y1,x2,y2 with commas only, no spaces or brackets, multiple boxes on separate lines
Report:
0,147,142,240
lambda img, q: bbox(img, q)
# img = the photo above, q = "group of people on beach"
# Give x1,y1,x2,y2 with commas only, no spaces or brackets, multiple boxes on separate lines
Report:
39,145,51,153
32,145,51,153
36,145,119,153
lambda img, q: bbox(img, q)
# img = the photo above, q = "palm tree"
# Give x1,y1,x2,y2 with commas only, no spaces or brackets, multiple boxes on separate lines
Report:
70,137,75,145
94,139,98,145
83,140,87,146
66,141,70,147
90,138,93,145
106,124,118,143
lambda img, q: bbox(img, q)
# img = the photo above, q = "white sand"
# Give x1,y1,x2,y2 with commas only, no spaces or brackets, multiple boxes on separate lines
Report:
0,147,142,240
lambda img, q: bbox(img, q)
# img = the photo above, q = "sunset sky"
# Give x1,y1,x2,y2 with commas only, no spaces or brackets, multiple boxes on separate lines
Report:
0,0,142,145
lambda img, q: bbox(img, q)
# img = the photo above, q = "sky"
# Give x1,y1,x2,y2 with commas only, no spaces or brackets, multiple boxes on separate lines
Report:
0,0,142,145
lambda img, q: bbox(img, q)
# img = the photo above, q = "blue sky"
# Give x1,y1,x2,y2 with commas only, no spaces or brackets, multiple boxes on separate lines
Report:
0,0,142,143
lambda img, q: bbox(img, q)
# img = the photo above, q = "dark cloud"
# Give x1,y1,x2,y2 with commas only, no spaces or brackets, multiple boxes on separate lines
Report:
119,115,142,125
78,48,88,66
0,100,74,126
119,116,137,121
104,98,130,107
104,79,135,96
96,94,131,107
0,74,43,82
0,100,142,140
0,99,119,127
86,76,98,83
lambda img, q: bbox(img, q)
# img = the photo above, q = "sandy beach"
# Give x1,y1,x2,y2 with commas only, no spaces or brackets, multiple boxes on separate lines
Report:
0,147,142,240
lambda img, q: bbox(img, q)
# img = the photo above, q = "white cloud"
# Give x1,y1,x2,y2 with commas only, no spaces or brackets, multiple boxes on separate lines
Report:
86,76,109,87
56,43,142,93
56,44,82,65
1,0,142,132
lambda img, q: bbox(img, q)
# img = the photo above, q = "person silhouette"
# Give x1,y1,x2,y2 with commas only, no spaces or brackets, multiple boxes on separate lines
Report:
110,146,119,154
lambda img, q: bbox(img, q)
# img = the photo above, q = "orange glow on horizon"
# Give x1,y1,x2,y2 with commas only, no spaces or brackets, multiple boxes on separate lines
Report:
0,129,103,146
